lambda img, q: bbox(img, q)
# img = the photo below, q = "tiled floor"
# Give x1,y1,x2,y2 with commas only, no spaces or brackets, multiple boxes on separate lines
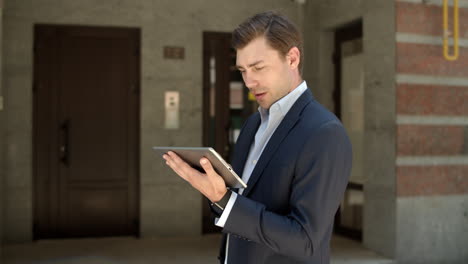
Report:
2,234,393,264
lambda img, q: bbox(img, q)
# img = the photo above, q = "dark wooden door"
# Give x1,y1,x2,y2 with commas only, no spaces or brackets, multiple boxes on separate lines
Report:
333,20,363,241
33,25,140,238
202,32,231,234
203,32,232,160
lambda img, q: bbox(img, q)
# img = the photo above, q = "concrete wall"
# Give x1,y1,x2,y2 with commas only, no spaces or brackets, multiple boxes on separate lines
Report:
303,0,396,258
362,0,396,258
397,195,468,263
2,0,301,242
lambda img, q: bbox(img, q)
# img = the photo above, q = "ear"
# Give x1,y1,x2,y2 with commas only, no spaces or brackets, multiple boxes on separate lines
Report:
286,46,301,70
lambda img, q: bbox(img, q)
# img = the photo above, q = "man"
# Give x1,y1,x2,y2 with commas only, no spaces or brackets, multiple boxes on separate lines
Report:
163,11,352,264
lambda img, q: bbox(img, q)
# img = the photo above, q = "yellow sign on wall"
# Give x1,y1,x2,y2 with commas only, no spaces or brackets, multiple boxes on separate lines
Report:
248,92,256,101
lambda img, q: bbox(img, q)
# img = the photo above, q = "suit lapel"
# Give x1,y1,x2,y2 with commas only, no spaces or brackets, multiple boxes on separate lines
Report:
242,89,313,197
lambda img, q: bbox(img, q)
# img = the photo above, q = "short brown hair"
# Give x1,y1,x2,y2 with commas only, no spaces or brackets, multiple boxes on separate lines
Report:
232,11,304,74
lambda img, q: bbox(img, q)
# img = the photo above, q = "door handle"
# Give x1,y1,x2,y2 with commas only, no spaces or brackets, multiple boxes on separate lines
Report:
60,119,70,166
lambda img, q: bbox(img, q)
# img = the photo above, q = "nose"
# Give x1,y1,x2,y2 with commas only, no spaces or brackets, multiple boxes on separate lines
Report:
243,72,258,90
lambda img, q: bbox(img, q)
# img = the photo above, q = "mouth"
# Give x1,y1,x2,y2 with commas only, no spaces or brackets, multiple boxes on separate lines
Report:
254,92,267,100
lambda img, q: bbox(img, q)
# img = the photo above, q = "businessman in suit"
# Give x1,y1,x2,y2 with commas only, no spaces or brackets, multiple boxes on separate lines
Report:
163,11,352,264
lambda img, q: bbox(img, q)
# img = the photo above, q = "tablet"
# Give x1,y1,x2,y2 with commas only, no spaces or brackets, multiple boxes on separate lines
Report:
153,146,247,189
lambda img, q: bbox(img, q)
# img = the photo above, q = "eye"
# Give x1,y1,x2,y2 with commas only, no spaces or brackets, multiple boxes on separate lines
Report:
254,66,264,71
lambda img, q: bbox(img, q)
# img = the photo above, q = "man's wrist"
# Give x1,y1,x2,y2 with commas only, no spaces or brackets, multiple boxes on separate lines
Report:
210,190,232,217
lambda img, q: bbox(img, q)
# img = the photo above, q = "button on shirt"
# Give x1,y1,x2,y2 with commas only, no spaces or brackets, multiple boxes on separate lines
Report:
215,81,308,263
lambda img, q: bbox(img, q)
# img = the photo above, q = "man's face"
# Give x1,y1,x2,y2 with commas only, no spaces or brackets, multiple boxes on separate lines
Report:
236,36,297,109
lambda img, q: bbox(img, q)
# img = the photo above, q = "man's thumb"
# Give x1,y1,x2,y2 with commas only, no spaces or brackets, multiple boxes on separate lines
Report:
200,158,214,173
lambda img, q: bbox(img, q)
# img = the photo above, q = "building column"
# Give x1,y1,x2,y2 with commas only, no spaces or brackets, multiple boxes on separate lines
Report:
362,0,398,258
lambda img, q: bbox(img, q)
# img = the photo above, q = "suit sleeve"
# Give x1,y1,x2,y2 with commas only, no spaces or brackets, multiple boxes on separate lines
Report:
222,120,352,259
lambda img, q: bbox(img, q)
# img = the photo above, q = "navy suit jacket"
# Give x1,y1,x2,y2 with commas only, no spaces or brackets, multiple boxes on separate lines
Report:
219,89,352,263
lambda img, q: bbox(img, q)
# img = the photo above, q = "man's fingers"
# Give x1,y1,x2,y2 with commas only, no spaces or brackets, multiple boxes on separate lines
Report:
164,152,197,181
167,151,195,174
164,155,188,181
163,153,227,202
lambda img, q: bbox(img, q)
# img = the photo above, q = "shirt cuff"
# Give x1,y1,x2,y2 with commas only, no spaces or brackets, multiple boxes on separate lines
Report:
214,192,238,228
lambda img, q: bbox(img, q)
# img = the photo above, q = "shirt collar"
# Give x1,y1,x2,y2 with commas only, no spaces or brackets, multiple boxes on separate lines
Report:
259,81,308,121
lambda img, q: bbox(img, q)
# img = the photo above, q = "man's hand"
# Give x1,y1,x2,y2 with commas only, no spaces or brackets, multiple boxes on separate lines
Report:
162,151,227,202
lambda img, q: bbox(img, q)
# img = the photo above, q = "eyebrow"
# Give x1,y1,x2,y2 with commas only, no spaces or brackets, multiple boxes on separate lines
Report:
236,60,264,70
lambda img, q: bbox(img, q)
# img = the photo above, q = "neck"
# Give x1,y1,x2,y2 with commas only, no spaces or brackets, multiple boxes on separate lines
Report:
288,73,303,93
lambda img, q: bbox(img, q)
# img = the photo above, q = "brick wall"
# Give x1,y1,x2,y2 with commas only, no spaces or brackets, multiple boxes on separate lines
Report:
396,0,468,198
395,0,468,262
